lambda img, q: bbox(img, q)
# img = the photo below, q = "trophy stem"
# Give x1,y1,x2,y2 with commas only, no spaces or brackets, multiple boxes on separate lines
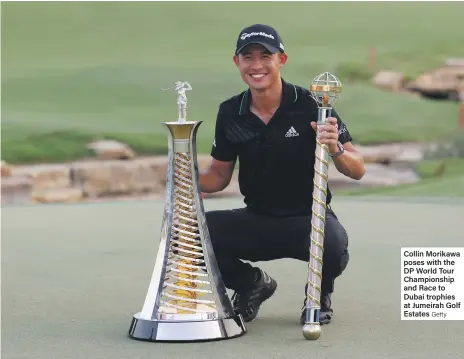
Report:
303,107,331,341
180,104,189,123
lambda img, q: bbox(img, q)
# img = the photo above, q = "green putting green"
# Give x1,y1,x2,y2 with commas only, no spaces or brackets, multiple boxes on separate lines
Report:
2,197,464,358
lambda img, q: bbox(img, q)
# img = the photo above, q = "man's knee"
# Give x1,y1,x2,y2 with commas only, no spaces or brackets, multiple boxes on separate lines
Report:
324,211,349,274
205,210,220,232
205,210,227,248
205,208,247,253
205,208,246,231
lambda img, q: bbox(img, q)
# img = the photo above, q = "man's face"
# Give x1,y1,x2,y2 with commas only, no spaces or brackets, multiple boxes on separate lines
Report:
233,44,288,92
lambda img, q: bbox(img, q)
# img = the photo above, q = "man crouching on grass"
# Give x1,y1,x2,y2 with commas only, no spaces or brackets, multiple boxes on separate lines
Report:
199,24,365,325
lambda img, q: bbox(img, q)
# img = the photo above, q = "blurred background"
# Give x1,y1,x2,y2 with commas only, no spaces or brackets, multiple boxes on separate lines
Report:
1,1,464,203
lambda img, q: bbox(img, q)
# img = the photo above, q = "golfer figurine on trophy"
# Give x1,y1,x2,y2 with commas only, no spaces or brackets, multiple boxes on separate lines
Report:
162,81,192,123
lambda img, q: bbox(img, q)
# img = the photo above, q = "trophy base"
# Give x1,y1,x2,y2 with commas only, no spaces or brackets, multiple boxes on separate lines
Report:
128,312,247,343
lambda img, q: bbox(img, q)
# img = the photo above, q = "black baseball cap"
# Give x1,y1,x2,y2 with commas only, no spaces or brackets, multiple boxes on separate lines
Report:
235,24,285,55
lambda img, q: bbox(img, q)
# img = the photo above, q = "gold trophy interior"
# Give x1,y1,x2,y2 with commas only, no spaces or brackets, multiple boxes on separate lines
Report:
158,121,218,319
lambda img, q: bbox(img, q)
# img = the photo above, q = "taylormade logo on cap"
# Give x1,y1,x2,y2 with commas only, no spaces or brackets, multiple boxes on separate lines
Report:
235,24,285,55
240,32,275,40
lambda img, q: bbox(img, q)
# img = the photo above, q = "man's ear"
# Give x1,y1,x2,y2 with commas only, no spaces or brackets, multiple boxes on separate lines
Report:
279,53,288,67
233,55,240,67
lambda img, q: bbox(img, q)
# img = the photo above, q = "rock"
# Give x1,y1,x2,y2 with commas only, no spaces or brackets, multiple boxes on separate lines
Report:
405,65,464,100
329,163,420,187
0,143,430,206
1,160,12,177
0,153,214,205
372,71,406,92
445,58,464,67
1,176,33,204
13,164,71,190
32,188,84,204
357,143,426,165
87,140,136,160
71,157,166,198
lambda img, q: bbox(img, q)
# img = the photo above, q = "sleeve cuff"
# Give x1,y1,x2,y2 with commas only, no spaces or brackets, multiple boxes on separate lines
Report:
211,151,237,162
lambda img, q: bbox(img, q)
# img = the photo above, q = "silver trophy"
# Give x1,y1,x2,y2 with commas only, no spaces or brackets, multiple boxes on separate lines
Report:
303,72,342,340
128,81,246,342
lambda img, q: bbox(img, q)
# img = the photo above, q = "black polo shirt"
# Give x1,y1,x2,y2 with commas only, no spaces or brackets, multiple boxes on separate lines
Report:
211,78,353,217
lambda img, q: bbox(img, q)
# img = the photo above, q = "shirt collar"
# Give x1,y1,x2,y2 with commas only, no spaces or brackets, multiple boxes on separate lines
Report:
238,78,298,116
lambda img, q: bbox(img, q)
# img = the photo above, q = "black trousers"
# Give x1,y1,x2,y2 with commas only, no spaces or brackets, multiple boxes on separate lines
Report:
205,206,349,295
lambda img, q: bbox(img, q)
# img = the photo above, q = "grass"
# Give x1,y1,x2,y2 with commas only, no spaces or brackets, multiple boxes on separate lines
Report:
339,158,464,197
2,2,464,163
0,131,169,164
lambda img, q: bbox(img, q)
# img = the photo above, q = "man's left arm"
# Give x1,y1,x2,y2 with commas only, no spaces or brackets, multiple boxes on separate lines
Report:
330,140,366,180
311,113,366,180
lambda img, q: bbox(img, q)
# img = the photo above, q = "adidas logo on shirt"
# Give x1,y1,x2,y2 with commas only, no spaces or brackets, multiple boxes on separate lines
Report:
285,126,299,137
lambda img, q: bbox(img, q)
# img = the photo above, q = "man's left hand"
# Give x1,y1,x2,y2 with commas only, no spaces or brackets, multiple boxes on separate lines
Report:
311,117,340,155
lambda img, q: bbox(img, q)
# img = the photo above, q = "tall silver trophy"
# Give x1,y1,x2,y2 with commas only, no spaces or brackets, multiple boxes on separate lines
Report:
128,81,246,342
303,72,342,340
